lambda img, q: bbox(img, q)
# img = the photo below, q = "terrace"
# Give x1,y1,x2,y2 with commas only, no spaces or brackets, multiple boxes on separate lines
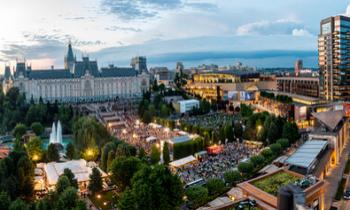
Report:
251,171,300,196
238,168,324,209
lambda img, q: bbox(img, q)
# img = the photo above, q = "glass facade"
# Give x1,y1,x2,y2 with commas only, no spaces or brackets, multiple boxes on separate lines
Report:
319,16,350,101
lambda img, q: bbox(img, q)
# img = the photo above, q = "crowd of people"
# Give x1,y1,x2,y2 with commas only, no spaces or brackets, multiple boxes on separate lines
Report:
176,142,261,183
182,112,235,130
112,113,182,153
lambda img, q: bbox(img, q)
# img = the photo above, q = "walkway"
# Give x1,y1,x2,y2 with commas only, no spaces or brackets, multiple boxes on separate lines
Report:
324,139,350,210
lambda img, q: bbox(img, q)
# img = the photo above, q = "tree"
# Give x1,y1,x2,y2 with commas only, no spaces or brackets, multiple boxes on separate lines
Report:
160,104,169,118
88,167,103,194
224,170,241,186
26,104,47,126
115,143,136,158
13,123,27,139
100,142,116,171
26,137,43,162
56,187,79,209
0,191,11,210
266,121,279,144
63,168,78,189
150,144,160,165
240,104,253,117
107,150,116,171
163,142,170,165
224,124,234,142
142,110,152,124
47,144,60,162
17,156,33,197
206,178,225,195
9,199,28,210
185,186,208,208
126,165,183,210
35,198,51,210
66,143,75,160
238,162,254,176
276,138,290,149
250,155,265,168
31,122,44,136
56,175,71,194
282,122,300,144
110,157,144,191
117,188,137,210
138,148,147,161
234,122,243,140
261,148,273,160
270,143,282,155
72,116,111,152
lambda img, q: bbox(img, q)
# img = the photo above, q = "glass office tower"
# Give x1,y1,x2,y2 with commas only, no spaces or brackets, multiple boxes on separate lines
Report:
319,15,350,101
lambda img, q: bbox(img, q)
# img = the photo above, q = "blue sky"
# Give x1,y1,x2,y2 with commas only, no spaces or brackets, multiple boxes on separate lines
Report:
0,0,349,72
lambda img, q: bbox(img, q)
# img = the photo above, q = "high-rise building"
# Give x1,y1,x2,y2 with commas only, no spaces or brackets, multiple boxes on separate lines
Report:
176,62,184,74
318,15,350,101
131,56,148,74
294,59,303,76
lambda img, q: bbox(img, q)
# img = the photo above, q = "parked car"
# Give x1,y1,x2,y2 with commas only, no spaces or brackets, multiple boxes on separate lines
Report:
343,188,350,200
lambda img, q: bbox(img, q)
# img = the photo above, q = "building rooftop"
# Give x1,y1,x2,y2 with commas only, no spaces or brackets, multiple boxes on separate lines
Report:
41,159,107,186
312,110,344,131
168,135,192,144
178,99,199,103
28,69,72,79
285,140,328,169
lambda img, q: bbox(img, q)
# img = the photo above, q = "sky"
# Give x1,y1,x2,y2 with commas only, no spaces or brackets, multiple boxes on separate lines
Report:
0,0,350,73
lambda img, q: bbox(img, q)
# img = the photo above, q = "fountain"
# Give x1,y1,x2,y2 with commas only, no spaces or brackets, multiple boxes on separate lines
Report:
49,121,63,150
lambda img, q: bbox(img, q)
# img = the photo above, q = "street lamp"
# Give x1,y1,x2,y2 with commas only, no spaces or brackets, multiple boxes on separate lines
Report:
257,125,262,132
32,154,40,162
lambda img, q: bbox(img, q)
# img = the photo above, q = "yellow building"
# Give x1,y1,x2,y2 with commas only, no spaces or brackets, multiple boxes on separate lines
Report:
186,71,276,102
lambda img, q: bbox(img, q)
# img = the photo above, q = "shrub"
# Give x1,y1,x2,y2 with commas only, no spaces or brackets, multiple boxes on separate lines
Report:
276,138,289,149
250,155,265,168
224,170,241,186
238,162,254,176
270,143,282,155
206,178,225,195
185,186,208,208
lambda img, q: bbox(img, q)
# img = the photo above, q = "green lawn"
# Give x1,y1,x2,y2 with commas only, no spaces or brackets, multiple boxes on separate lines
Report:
89,191,118,210
252,172,299,196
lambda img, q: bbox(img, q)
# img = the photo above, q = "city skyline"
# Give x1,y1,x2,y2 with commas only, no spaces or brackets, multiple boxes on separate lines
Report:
0,0,350,72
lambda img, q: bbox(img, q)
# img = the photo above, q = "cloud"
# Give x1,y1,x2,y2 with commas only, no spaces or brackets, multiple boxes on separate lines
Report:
105,26,142,32
346,4,350,16
236,18,303,36
100,0,181,20
292,28,313,37
185,2,217,11
100,0,216,20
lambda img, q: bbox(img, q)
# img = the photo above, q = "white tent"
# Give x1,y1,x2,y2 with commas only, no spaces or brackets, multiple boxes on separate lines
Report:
146,136,157,142
169,155,196,168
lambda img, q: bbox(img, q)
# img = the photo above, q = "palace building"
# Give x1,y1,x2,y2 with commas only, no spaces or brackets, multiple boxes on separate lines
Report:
2,43,150,103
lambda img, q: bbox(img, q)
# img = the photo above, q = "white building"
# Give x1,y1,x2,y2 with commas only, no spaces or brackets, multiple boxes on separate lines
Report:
2,43,150,103
173,99,200,113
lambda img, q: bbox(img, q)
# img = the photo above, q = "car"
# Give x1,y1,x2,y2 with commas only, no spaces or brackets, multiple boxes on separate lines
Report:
343,188,350,200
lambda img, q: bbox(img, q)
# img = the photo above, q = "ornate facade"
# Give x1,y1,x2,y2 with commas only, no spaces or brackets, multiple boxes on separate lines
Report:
2,43,150,102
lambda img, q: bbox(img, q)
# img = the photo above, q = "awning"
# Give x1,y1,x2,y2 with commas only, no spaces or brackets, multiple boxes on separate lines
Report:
169,155,197,168
146,136,157,142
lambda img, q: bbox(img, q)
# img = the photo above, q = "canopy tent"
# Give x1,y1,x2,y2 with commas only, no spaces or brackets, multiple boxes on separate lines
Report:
207,145,224,155
149,123,162,128
146,136,157,142
178,131,188,136
169,155,197,168
42,159,108,186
